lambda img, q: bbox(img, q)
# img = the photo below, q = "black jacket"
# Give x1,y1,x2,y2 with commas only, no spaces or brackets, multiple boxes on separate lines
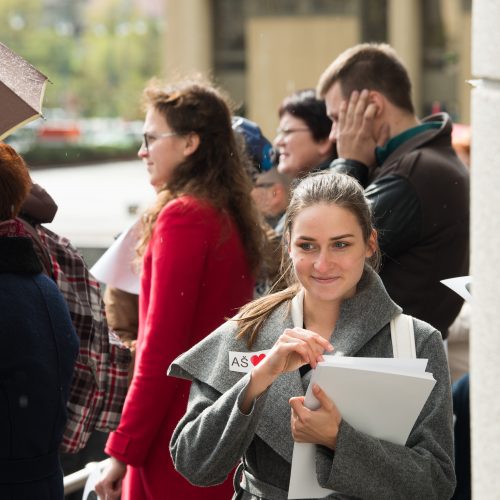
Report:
0,234,78,499
329,113,469,337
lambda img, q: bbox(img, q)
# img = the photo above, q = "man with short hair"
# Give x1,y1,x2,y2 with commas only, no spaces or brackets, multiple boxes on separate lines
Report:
251,166,290,234
318,43,469,338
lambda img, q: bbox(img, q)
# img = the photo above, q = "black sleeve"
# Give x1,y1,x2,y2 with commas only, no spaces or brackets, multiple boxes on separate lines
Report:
365,174,421,257
328,160,421,258
329,158,370,187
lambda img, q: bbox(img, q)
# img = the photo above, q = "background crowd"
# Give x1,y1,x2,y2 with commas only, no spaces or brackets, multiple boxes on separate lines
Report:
1,41,470,500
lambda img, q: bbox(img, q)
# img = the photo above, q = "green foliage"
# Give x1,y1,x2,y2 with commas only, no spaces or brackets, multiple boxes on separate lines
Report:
0,0,163,119
23,142,142,167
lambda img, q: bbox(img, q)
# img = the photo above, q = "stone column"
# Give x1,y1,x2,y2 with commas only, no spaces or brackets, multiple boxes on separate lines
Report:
387,0,422,115
442,0,472,123
163,0,213,79
470,1,500,497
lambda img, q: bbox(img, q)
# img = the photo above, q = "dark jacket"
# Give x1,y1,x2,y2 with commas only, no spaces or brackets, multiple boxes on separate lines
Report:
329,113,469,337
0,234,79,500
20,184,131,453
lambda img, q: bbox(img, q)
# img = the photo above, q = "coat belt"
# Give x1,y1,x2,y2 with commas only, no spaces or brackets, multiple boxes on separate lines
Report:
240,467,288,500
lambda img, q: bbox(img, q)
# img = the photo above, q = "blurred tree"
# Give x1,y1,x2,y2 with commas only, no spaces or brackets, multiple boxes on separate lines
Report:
73,0,163,118
0,0,163,119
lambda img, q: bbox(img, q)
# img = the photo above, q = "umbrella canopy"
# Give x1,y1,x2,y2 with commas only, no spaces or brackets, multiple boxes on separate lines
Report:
0,42,49,141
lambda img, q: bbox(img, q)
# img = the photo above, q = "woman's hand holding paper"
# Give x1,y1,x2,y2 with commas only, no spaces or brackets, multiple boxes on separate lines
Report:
289,383,342,450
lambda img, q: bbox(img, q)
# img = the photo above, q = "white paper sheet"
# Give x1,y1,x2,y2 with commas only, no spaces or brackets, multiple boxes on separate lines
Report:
440,276,472,303
90,219,141,294
318,355,428,375
288,357,436,499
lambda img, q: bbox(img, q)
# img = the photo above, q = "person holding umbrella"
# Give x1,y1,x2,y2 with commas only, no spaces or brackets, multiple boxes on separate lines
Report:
0,143,79,500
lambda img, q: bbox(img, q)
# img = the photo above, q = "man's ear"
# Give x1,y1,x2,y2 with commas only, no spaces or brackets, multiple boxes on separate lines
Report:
183,132,200,157
273,183,285,198
317,136,334,156
368,91,385,118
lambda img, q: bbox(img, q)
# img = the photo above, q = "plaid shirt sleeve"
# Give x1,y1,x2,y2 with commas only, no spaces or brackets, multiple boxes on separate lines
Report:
37,226,131,453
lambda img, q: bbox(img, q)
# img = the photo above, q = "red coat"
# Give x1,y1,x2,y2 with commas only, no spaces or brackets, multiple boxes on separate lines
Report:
106,196,254,499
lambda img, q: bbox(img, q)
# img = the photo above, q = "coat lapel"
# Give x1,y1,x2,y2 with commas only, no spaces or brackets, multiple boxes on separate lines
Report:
170,267,401,464
329,268,401,357
254,269,401,463
254,290,305,462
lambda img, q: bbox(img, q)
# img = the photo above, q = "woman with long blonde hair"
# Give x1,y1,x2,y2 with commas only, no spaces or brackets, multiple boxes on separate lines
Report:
96,78,264,500
169,172,455,499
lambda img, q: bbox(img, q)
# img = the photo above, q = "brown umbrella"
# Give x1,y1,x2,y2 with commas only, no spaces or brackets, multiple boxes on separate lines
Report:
0,42,49,141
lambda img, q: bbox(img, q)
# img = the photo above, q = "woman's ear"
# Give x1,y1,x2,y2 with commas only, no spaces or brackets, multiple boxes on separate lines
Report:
366,229,378,257
183,132,200,157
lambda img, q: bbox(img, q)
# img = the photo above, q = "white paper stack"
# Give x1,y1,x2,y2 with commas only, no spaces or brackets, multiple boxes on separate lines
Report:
90,219,141,294
288,356,436,499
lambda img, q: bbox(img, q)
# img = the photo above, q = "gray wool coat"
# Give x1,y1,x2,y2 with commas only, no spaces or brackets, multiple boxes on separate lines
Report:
168,268,456,499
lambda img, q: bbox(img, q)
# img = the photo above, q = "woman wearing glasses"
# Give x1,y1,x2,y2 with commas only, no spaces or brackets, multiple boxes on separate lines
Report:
275,89,336,179
96,78,264,500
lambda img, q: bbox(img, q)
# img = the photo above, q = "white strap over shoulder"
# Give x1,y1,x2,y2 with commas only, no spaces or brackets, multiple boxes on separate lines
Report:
290,289,304,329
390,313,416,359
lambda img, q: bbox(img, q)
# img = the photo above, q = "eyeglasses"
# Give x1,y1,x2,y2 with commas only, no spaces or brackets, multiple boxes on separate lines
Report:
275,127,310,138
253,182,276,189
142,131,178,153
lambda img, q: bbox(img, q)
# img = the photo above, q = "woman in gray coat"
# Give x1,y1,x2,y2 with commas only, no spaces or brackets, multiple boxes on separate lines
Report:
169,172,455,499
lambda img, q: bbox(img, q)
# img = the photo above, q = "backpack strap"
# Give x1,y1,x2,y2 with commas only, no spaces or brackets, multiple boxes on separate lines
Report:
390,313,416,359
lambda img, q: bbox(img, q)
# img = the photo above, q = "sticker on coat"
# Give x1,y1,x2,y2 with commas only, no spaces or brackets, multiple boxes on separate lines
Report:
228,350,270,372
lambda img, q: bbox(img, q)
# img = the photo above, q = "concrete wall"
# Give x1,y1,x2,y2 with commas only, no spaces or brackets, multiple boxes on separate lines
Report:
163,0,213,79
388,0,422,115
458,6,472,123
246,16,359,139
470,0,500,496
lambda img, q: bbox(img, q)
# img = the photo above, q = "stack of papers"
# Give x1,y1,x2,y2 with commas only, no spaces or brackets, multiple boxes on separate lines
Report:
288,356,436,499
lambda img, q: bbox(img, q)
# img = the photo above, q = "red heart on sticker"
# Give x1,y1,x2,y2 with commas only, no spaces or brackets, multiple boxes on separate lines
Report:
250,353,266,366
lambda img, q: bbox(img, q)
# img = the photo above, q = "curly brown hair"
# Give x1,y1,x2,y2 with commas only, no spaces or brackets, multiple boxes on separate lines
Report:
0,143,31,221
136,77,264,276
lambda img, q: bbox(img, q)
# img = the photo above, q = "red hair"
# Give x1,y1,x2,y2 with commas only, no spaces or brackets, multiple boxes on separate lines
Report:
0,143,31,221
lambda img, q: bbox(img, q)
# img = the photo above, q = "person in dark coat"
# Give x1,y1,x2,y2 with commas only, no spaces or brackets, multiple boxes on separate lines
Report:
318,43,469,338
0,143,79,500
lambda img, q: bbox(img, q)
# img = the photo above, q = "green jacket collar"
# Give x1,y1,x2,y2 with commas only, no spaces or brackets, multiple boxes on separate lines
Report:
376,122,441,165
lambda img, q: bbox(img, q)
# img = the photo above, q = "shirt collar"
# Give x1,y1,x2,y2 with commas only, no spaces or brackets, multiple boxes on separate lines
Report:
375,122,441,165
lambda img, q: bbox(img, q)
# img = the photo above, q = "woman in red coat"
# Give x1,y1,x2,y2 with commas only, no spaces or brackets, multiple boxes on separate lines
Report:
96,79,264,499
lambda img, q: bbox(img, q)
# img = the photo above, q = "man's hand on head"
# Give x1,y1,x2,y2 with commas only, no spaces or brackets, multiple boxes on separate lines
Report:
336,89,389,169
